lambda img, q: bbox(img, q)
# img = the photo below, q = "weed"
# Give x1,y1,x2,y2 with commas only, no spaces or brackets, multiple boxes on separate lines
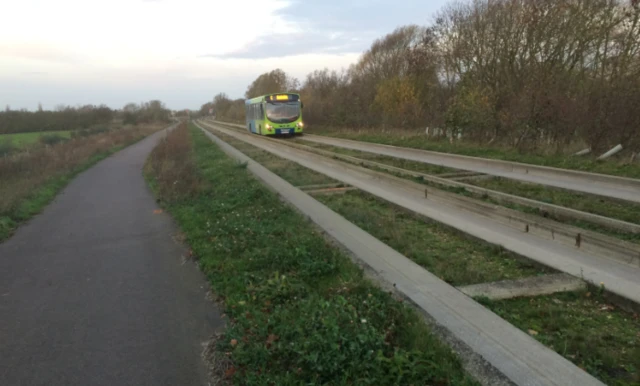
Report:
316,190,550,286
39,133,69,146
0,138,14,156
478,291,640,385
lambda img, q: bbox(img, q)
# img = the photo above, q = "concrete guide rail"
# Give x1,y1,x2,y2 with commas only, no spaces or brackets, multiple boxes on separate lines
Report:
199,121,640,306
233,125,640,267
194,121,604,386
212,120,640,235
298,133,640,203
271,132,640,235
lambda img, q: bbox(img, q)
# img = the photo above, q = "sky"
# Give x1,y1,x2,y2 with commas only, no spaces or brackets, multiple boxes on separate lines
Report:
0,0,448,111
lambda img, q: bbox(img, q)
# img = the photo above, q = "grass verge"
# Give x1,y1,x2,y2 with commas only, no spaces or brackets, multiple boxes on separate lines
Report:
479,291,640,385
145,123,477,385
306,127,640,179
0,123,164,241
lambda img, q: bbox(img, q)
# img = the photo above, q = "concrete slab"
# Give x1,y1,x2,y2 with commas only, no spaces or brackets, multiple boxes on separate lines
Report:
458,274,587,301
196,122,604,386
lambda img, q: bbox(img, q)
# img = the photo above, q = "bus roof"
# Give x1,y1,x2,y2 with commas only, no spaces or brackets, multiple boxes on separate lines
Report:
246,93,300,104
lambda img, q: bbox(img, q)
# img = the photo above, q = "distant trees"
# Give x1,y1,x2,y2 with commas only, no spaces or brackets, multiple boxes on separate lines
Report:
0,100,171,134
121,100,171,125
245,69,300,99
202,93,245,122
206,0,640,152
0,104,114,134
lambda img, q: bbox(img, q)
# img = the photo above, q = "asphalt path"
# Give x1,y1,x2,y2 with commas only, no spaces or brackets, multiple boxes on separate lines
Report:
0,127,222,386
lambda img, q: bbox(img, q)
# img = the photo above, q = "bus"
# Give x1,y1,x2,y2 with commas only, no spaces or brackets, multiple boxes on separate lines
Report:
245,93,304,136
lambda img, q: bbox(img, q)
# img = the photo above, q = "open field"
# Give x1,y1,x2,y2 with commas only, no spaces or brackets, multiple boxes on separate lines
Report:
143,123,476,385
0,130,72,148
0,122,167,241
201,121,640,385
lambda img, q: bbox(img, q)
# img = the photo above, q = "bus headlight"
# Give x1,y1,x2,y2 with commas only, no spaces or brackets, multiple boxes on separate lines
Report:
265,124,272,130
297,122,304,128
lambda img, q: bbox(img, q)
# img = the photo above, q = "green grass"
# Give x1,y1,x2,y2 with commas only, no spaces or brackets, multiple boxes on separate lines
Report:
0,130,71,148
146,123,477,385
479,291,640,385
316,190,550,286
307,127,640,179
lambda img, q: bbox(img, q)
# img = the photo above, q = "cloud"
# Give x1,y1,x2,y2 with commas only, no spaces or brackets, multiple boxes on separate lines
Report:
215,0,446,59
0,0,449,110
203,31,364,59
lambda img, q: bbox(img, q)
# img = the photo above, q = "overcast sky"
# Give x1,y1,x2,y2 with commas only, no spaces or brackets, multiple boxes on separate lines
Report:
0,0,448,111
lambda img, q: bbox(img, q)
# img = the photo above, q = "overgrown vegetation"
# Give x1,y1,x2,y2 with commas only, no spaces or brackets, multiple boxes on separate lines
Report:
0,123,164,241
479,291,640,386
203,0,640,158
145,123,477,385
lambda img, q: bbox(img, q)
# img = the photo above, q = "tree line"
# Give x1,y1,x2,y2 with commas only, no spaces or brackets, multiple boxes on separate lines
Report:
1,100,171,134
203,0,640,153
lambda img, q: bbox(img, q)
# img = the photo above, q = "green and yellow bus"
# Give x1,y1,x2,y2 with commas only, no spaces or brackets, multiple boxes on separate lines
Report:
245,93,304,136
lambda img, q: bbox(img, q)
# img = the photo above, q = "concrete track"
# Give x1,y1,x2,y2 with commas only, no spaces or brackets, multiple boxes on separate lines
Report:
200,121,640,307
196,121,604,386
300,134,640,203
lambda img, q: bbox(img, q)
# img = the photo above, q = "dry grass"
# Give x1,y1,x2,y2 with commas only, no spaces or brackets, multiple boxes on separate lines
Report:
144,122,204,202
0,122,164,239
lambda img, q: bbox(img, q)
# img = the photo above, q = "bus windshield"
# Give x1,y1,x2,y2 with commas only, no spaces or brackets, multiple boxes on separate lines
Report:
265,102,300,123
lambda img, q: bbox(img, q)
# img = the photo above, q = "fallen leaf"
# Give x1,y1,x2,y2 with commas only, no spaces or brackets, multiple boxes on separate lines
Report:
585,292,592,297
266,334,278,344
225,367,236,378
153,209,163,214
230,339,238,347
528,329,539,336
